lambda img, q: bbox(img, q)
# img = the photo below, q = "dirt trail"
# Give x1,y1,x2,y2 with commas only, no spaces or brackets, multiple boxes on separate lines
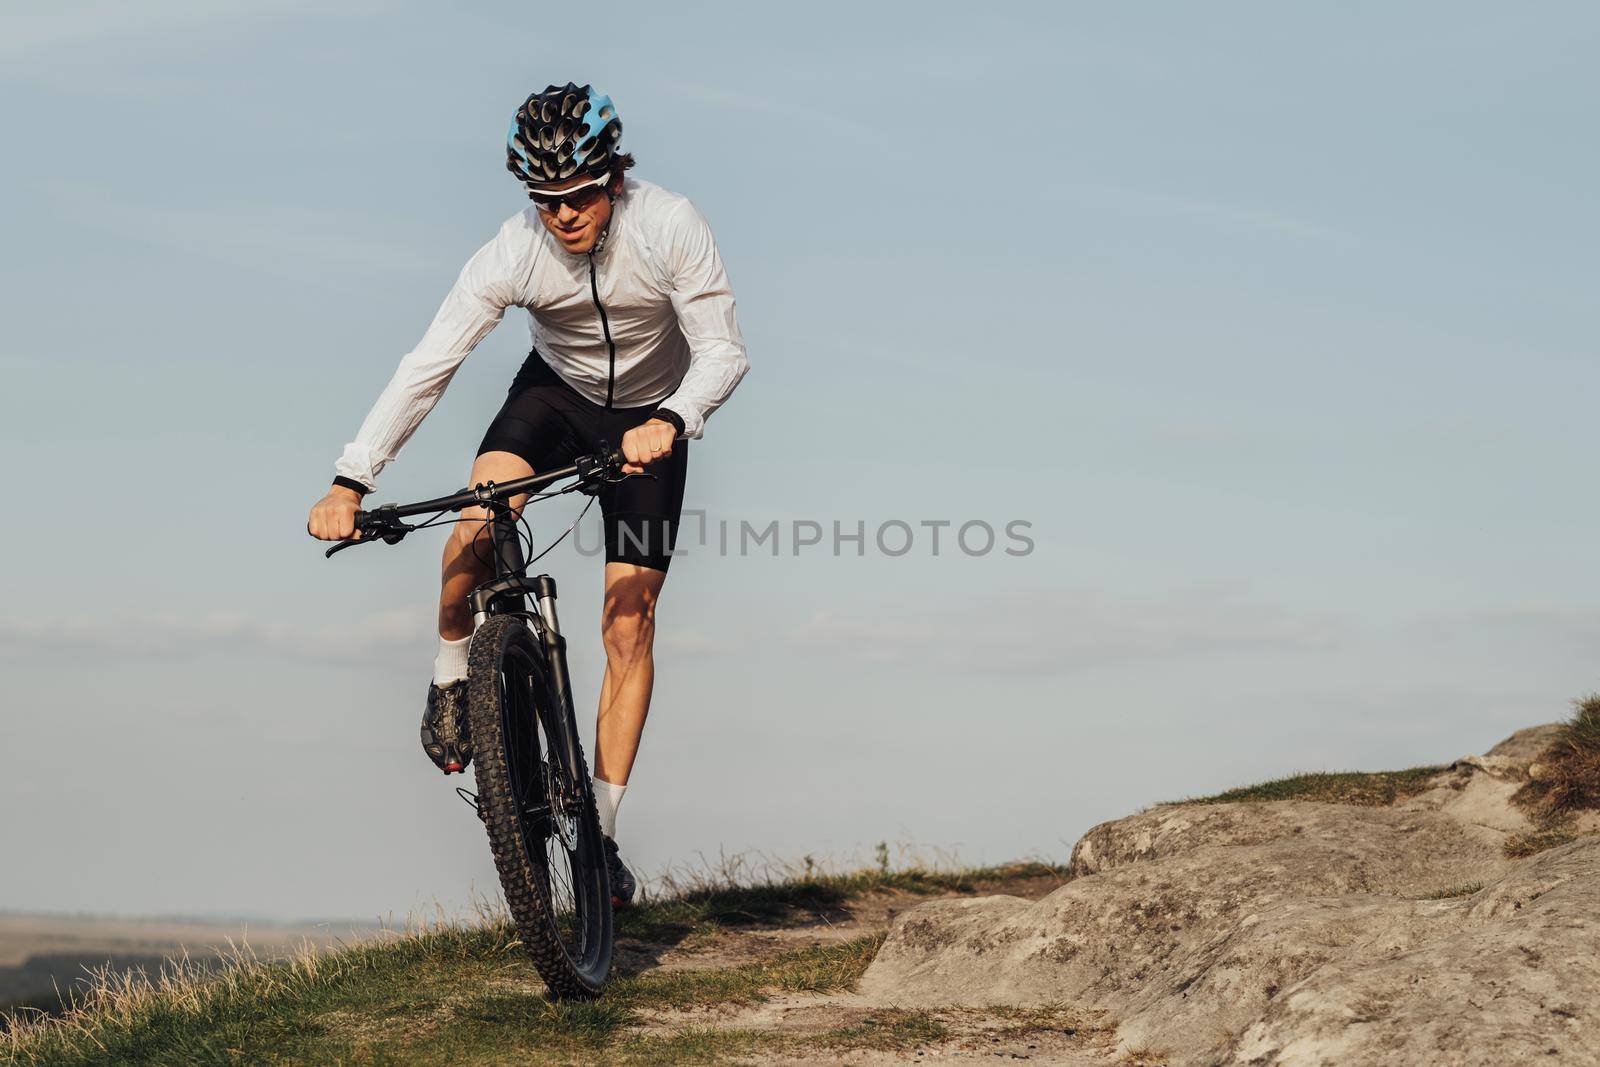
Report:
619,871,1126,1064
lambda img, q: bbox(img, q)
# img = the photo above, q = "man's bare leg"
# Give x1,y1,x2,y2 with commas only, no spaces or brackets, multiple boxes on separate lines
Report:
592,562,667,786
438,450,535,640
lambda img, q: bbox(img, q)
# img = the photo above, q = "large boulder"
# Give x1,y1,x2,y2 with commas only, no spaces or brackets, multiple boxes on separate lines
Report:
861,726,1600,1064
1230,841,1600,1064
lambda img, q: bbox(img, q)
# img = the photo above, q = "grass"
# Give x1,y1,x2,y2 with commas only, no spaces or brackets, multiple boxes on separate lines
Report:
616,934,885,1010
1171,765,1447,808
609,1005,1094,1065
0,921,884,1066
1419,882,1485,900
1,853,1067,1067
611,1026,779,1064
610,1008,955,1064
1514,695,1600,821
619,854,1065,944
984,1003,1090,1041
1505,696,1600,859
809,1008,950,1049
1504,822,1579,859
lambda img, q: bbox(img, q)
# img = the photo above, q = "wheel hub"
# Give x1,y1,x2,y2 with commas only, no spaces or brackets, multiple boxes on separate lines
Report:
545,760,579,852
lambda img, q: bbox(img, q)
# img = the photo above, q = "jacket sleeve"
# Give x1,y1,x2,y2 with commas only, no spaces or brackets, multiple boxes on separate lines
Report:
654,201,749,439
333,224,527,492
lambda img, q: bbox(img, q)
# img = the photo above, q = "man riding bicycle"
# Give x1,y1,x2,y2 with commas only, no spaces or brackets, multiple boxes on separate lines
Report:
306,83,749,907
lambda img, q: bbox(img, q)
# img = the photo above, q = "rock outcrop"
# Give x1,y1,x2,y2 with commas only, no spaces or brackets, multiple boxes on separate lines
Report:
861,724,1600,1065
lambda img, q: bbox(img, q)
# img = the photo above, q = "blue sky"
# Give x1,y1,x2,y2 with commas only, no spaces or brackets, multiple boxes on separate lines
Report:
3,1,1598,920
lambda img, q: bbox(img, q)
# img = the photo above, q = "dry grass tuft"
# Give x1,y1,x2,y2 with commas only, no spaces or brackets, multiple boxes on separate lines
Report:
1504,821,1579,860
1514,695,1600,821
1419,882,1485,901
1503,695,1600,859
1171,766,1445,808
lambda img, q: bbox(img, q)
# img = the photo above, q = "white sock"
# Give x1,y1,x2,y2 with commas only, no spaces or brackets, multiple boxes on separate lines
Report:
432,635,471,686
593,777,626,840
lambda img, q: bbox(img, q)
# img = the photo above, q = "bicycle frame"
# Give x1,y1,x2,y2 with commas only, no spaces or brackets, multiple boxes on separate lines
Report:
466,500,586,780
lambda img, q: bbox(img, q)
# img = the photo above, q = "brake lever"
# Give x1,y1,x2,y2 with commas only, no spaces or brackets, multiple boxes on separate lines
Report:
324,524,411,558
323,504,413,559
575,451,660,495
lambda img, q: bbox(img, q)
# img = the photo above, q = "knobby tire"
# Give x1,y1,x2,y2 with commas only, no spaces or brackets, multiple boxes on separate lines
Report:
467,613,612,997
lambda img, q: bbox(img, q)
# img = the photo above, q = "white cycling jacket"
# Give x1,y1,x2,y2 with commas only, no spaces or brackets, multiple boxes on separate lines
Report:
334,178,748,492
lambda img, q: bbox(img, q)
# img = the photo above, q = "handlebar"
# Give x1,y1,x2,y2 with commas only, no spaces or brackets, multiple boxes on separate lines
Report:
320,449,628,558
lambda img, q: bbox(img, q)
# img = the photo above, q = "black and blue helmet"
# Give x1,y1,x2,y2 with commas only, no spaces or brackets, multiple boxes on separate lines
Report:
506,83,623,190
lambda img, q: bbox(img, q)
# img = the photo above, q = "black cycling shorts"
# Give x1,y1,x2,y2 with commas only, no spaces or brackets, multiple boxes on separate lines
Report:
477,351,688,573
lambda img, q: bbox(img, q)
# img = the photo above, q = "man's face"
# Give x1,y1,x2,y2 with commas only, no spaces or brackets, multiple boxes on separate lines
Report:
532,173,620,255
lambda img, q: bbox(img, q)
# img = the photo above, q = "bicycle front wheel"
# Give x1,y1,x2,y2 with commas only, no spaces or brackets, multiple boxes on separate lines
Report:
467,613,612,997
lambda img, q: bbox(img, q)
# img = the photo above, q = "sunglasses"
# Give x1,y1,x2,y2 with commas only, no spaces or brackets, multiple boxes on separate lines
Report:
529,181,610,214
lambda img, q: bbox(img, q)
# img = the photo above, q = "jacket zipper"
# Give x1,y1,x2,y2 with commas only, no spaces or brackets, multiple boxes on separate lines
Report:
587,252,617,410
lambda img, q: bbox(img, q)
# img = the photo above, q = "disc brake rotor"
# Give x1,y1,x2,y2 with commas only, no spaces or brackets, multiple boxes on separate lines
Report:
545,758,579,852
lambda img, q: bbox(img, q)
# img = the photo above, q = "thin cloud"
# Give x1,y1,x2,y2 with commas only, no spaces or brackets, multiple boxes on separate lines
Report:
1426,603,1600,654
2,0,384,56
660,81,904,160
0,610,431,664
788,586,1348,675
1155,423,1246,445
42,182,436,279
1044,180,1360,249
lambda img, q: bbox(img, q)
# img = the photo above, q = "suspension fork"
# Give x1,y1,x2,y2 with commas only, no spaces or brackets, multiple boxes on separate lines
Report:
530,573,587,781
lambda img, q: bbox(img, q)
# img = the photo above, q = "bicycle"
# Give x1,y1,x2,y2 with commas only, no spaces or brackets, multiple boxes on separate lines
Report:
320,450,634,997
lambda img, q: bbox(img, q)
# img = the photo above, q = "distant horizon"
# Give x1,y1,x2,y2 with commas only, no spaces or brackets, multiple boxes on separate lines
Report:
0,906,375,928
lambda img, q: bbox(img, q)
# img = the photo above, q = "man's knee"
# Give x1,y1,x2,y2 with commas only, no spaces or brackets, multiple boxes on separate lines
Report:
446,452,533,558
602,591,658,662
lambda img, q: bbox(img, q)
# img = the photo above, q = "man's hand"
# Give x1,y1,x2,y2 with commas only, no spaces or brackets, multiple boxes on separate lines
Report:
620,418,677,474
307,484,363,541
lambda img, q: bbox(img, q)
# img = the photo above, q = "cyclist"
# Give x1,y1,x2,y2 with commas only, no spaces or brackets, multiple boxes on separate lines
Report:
306,83,749,907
